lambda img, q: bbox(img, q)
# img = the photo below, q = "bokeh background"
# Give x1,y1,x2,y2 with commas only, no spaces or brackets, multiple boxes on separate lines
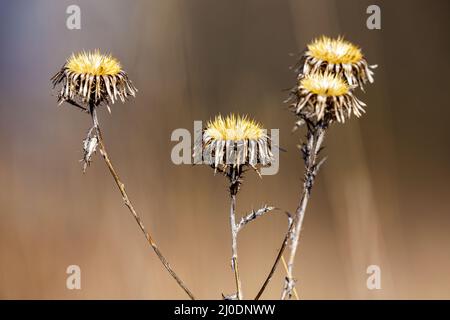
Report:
0,0,449,299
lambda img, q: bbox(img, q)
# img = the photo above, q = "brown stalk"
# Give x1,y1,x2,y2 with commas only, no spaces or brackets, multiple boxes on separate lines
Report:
281,123,326,300
254,216,293,300
280,256,299,300
90,104,195,300
228,168,243,300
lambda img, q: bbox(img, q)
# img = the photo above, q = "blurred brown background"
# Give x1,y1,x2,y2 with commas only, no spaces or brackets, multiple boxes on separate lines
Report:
0,0,449,299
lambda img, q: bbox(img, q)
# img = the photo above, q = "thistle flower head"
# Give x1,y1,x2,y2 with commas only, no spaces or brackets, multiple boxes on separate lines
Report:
51,50,137,109
307,36,363,65
300,72,349,97
66,51,122,76
195,114,273,174
290,72,367,124
205,114,265,141
301,36,376,88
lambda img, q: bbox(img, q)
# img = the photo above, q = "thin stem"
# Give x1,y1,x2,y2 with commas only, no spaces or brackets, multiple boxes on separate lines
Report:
281,256,299,300
90,105,195,300
65,98,88,112
254,214,294,300
227,167,243,300
281,124,326,300
230,192,242,300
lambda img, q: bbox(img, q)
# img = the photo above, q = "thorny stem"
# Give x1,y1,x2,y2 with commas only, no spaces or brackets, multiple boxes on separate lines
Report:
236,205,275,233
229,167,243,300
281,122,326,300
89,103,195,300
280,256,299,300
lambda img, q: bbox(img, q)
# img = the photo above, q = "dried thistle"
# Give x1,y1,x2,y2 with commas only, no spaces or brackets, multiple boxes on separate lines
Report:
299,36,377,89
51,50,137,168
195,114,273,178
51,50,137,110
281,37,377,300
52,50,194,300
195,114,274,300
288,72,367,126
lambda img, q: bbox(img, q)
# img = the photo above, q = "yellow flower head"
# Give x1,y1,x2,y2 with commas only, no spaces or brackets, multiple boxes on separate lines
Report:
52,50,137,106
205,114,265,141
307,36,363,65
66,50,121,76
288,36,375,126
300,72,350,97
300,35,376,88
292,72,366,123
196,114,273,173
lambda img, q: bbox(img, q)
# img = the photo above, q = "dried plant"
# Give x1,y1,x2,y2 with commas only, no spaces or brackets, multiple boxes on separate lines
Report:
281,36,376,299
50,38,376,300
51,50,195,299
194,114,276,299
300,36,376,89
293,72,367,124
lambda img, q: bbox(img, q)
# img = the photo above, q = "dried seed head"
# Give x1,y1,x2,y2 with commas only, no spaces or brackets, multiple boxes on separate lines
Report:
66,51,122,76
290,72,367,124
301,72,350,97
300,36,376,89
308,36,363,65
205,114,264,141
51,50,137,108
194,114,273,174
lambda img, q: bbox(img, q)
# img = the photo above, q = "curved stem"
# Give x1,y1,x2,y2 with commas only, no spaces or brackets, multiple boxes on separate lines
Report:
254,214,294,300
90,106,195,300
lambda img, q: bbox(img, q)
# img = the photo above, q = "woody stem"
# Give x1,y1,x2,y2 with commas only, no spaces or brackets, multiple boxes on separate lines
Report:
229,167,243,300
89,103,195,300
